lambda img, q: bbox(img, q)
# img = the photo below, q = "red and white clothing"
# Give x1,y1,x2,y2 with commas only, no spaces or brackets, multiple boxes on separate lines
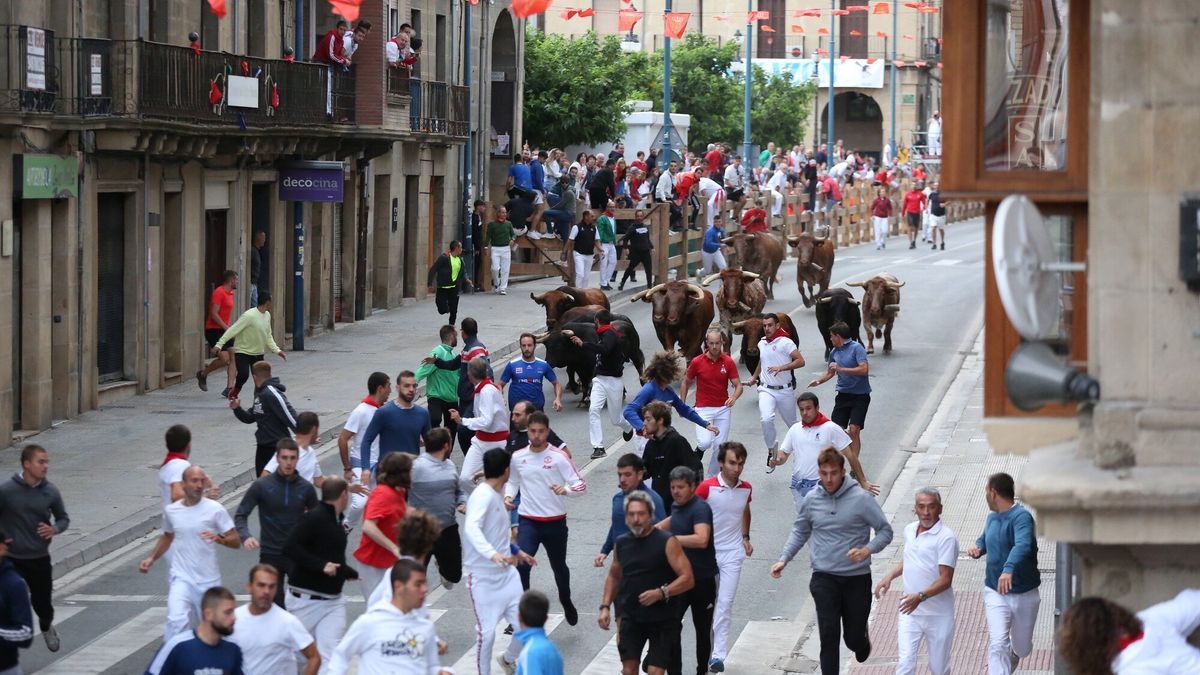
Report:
897,520,959,675
459,379,509,491
698,177,725,229
312,29,348,65
756,330,800,451
697,474,753,662
1111,589,1200,674
686,352,740,476
778,416,852,514
504,445,586,520
462,484,524,675
343,396,383,530
158,454,190,526
162,498,236,640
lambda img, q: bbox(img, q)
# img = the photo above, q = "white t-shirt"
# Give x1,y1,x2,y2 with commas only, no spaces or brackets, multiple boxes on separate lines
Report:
342,32,358,60
163,498,235,585
723,164,742,189
901,520,958,616
698,177,723,200
263,445,322,484
230,603,314,674
345,401,382,472
779,420,852,482
756,333,799,388
1113,589,1200,674
158,457,190,524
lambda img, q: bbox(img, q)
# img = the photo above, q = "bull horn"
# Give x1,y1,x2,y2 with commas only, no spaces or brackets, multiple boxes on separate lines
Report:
686,283,706,300
632,283,667,301
816,296,833,304
740,271,761,280
849,298,860,305
846,280,866,287
731,320,748,329
886,281,906,289
561,329,576,338
533,331,551,343
720,236,736,245
884,304,901,311
808,263,824,272
700,273,722,286
530,291,547,303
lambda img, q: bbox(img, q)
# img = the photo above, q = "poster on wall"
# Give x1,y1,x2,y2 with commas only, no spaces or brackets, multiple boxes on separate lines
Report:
731,58,886,89
25,27,46,91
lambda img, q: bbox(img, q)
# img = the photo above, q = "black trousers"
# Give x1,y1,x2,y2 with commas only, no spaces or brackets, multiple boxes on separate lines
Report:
233,352,263,396
621,249,653,287
425,523,463,583
809,572,872,675
456,400,476,455
435,287,460,326
11,556,53,631
516,516,572,604
254,443,278,476
427,397,459,442
670,576,717,675
260,551,292,608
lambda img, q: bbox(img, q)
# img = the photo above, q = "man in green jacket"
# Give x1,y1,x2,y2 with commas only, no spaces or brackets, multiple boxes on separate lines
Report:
416,324,461,441
485,206,516,295
597,205,618,291
213,291,286,398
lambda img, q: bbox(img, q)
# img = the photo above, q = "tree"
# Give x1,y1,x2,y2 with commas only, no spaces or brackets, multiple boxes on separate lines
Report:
522,31,652,149
751,69,817,152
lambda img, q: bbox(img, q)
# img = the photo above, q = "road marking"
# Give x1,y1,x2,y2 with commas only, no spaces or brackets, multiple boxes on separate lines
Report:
723,619,807,672
933,258,962,266
580,634,625,674
449,613,565,673
67,592,370,603
37,606,167,674
34,605,86,636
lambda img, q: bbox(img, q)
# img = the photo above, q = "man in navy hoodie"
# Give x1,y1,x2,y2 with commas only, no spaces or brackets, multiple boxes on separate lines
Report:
230,360,299,475
0,527,34,673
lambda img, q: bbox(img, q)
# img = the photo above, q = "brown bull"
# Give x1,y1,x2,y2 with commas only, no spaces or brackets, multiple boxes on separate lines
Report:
701,268,767,349
786,232,835,308
721,232,784,299
632,281,715,360
530,286,610,329
848,272,905,354
731,312,799,376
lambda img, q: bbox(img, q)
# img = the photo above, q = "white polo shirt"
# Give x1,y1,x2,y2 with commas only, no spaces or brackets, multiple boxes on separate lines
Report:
901,519,959,617
696,474,752,552
757,331,799,389
779,420,852,482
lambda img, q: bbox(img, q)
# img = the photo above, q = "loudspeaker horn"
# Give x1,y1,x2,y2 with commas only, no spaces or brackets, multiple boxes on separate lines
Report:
1005,342,1100,412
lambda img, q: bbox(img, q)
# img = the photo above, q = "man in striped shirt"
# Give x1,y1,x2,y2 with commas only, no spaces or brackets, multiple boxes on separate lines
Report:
504,412,586,627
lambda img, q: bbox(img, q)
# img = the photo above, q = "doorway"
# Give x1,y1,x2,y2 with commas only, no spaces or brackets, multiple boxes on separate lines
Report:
372,175,391,310
403,176,419,298
204,209,229,301
97,194,127,383
251,183,272,299
429,176,444,266
162,192,183,374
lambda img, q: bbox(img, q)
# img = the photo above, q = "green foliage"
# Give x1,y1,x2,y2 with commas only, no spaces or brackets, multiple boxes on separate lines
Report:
751,69,817,153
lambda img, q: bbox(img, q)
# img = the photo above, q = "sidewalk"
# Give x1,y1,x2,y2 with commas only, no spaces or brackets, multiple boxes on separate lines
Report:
1,274,634,576
841,335,1058,673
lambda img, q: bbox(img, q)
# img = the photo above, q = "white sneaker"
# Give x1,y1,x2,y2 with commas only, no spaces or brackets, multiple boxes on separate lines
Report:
496,654,516,675
441,577,456,591
499,289,507,295
526,230,543,240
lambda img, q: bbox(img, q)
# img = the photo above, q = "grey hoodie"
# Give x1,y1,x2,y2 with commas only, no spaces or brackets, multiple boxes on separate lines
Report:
0,473,69,560
778,477,892,576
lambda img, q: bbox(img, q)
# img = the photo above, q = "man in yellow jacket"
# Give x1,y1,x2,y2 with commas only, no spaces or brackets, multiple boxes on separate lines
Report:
214,291,286,397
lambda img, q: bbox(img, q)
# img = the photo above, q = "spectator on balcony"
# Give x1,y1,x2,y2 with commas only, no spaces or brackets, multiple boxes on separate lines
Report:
529,150,548,233
543,174,578,241
313,20,350,67
386,30,414,68
342,20,372,64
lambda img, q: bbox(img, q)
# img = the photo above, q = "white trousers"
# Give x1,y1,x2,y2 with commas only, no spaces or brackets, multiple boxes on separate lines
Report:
573,251,594,288
600,242,618,284
757,386,797,450
711,546,746,661
589,375,630,448
922,211,933,240
165,576,219,641
344,467,375,532
873,216,889,248
770,188,784,217
706,193,723,229
700,250,727,277
984,586,1041,675
490,246,512,291
897,611,956,675
694,406,732,477
358,563,390,603
459,436,509,493
928,134,942,156
288,591,347,675
466,569,524,675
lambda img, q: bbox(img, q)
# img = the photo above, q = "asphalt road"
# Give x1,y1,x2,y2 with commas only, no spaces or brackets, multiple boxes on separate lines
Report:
22,219,984,674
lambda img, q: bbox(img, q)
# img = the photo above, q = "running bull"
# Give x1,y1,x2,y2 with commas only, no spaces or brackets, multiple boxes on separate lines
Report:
632,281,715,360
535,319,644,406
721,232,784,299
530,286,611,329
814,288,863,360
701,268,767,350
786,232,835,308
847,273,904,354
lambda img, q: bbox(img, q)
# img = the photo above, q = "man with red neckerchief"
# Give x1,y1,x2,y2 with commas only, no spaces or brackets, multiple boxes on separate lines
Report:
771,391,875,516
746,313,806,473
452,358,510,492
337,372,391,532
680,329,743,477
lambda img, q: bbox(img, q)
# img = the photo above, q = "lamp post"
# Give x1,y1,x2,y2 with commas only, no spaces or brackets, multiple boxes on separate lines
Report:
662,0,675,164
811,50,821,149
826,0,836,160
742,4,753,164
889,0,897,158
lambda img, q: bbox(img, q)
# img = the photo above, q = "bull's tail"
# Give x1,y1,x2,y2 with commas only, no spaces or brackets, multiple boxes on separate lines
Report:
875,328,883,338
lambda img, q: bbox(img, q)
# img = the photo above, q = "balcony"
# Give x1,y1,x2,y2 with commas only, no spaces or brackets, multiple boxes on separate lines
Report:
385,67,469,138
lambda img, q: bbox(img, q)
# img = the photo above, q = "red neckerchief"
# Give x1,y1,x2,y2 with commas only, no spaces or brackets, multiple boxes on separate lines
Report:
497,216,507,222
603,209,614,217
162,452,189,467
802,412,831,428
1116,631,1145,654
474,377,497,395
766,327,791,343
596,324,616,335
362,395,383,408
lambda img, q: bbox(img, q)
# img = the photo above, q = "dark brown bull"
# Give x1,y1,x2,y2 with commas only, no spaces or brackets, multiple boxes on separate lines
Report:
721,233,784,299
814,288,862,360
848,273,904,354
701,268,767,350
731,312,799,376
786,232,835,308
632,281,715,360
551,305,635,393
530,286,610,329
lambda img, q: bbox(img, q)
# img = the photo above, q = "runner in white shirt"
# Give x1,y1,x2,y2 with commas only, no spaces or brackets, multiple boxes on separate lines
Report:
874,488,959,675
231,564,320,675
337,372,390,531
159,425,193,525
464,448,536,675
1059,588,1200,674
327,559,452,675
771,392,876,513
723,156,747,220
697,175,726,230
766,162,788,218
263,413,323,484
451,358,510,491
745,313,805,471
139,465,241,641
695,442,754,672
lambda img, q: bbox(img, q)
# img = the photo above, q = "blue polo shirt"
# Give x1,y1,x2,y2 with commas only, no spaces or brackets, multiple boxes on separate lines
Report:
146,630,243,675
508,163,533,191
501,358,557,409
829,339,871,395
702,225,725,253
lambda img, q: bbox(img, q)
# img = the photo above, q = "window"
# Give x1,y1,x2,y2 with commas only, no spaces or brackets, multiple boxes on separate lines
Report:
839,0,868,59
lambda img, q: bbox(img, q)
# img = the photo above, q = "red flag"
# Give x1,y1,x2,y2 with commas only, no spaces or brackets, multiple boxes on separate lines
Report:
876,31,889,38
914,60,927,67
328,0,361,22
903,2,922,8
795,8,821,17
190,40,202,56
558,10,572,20
848,5,869,11
270,83,279,108
209,80,223,105
919,6,940,12
831,9,850,15
761,25,776,32
817,27,829,34
664,12,690,39
902,34,915,40
849,30,862,36
840,55,849,63
872,2,890,13
618,9,644,32
790,24,805,33
207,0,227,19
578,7,594,17
893,59,906,67
817,48,829,56
511,0,552,19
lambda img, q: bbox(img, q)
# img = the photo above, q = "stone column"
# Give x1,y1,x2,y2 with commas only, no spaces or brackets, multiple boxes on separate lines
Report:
20,199,54,430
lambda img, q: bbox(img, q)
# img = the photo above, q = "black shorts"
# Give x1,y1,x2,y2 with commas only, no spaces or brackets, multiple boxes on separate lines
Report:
906,212,921,229
205,329,232,350
728,188,745,202
832,392,871,430
617,616,680,668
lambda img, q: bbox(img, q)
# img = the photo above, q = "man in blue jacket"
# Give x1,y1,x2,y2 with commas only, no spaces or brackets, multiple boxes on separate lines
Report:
593,454,665,570
622,351,719,455
514,590,564,675
967,472,1040,675
0,528,34,674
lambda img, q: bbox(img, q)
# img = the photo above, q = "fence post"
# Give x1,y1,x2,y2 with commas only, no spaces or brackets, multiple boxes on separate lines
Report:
655,203,670,285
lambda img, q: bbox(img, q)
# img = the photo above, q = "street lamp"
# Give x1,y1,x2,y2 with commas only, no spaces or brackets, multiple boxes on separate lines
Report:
662,0,675,164
811,50,821,149
741,3,753,166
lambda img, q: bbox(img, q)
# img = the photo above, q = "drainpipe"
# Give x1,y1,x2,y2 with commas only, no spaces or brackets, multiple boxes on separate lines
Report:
461,1,474,284
294,0,303,60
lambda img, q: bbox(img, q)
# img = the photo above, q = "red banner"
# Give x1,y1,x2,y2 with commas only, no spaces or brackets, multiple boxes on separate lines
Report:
207,0,228,19
747,10,770,21
664,12,690,39
328,0,361,22
618,8,644,32
872,2,890,13
511,0,552,19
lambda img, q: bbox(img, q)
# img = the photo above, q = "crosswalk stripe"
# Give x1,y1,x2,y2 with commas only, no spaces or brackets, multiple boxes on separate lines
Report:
448,613,564,672
37,606,167,674
579,634,624,674
67,592,371,603
933,259,961,266
722,619,801,671
33,605,86,637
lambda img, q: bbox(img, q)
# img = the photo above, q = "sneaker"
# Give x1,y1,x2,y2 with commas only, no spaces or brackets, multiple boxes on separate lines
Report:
562,598,579,626
591,447,607,460
499,289,507,295
855,636,871,663
43,625,60,652
623,429,634,442
708,658,725,673
496,654,516,675
219,388,230,399
618,282,625,291
1009,649,1020,670
941,242,945,250
195,370,208,392
931,243,937,250
881,242,886,248
600,285,613,291
909,242,916,249
441,577,456,591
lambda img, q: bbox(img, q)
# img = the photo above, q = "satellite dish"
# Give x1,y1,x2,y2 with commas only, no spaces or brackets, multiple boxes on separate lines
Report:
991,195,1086,340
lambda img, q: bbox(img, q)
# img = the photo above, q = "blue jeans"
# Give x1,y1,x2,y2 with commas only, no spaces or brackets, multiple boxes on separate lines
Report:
790,477,819,515
516,516,572,603
542,210,574,239
250,284,258,308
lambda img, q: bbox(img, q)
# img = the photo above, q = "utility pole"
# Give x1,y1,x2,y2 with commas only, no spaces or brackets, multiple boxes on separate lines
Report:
662,0,675,163
889,0,897,157
826,0,836,160
742,1,753,164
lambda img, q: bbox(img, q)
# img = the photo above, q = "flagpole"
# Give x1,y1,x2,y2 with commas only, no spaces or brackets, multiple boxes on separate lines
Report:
663,0,675,164
742,2,753,166
890,0,897,159
827,0,836,161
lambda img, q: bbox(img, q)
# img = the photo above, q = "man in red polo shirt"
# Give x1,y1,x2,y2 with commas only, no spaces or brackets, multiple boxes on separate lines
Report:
197,270,237,396
680,329,743,477
903,182,928,250
705,144,725,175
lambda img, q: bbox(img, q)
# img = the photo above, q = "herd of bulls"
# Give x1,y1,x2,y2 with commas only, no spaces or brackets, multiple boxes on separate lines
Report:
528,231,906,404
